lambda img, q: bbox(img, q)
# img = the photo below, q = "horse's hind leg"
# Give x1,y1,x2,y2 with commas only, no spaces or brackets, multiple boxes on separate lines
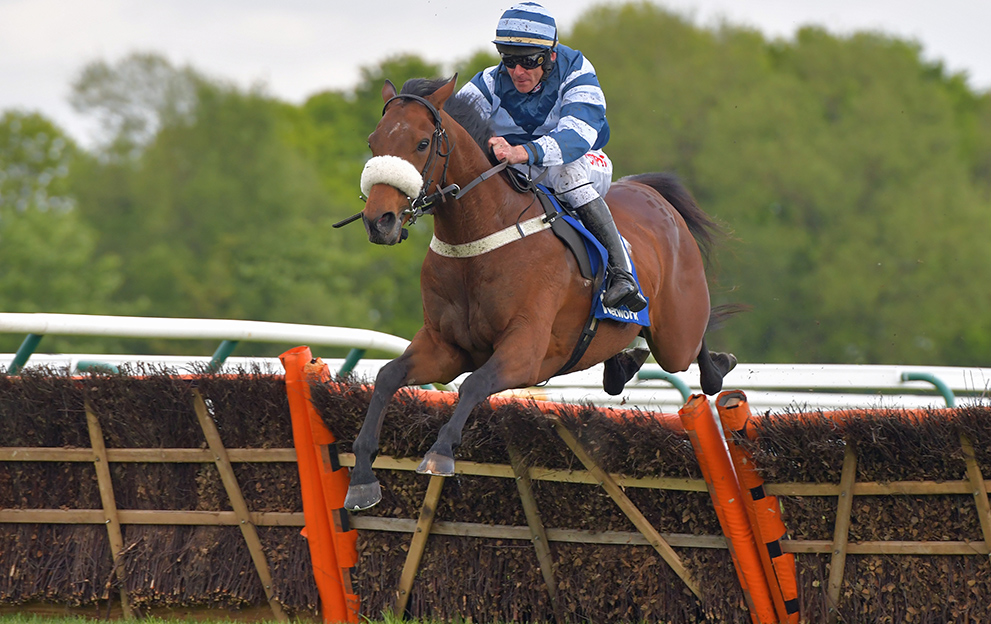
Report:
697,337,737,395
344,357,410,511
603,346,651,395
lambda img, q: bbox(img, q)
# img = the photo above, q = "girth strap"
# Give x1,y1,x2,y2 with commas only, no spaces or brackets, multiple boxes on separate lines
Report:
429,214,552,258
554,313,600,378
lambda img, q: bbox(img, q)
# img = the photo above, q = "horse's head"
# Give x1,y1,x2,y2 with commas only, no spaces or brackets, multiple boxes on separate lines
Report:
360,75,458,245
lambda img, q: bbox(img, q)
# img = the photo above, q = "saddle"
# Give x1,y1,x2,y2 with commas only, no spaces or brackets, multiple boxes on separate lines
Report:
504,167,596,281
503,167,651,377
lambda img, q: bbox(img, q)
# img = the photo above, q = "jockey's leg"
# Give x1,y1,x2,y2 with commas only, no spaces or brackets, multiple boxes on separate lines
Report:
574,196,648,311
550,154,647,312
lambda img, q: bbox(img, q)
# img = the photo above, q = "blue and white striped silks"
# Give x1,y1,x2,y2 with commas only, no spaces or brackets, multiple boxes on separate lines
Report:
458,44,610,169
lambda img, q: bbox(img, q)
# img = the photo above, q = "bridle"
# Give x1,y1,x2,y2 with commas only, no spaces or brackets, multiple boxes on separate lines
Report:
333,88,508,231
381,92,458,225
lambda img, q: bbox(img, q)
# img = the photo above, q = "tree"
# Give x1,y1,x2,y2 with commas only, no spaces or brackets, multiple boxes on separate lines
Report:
23,7,991,366
570,6,991,365
70,52,200,157
69,55,378,354
297,54,449,340
0,111,122,352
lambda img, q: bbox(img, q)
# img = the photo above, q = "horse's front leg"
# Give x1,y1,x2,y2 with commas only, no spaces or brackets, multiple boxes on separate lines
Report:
416,363,503,475
418,337,548,476
344,356,411,511
345,331,469,511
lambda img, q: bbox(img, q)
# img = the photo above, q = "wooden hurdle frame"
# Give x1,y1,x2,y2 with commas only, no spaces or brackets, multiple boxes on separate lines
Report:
280,351,991,624
2,350,990,623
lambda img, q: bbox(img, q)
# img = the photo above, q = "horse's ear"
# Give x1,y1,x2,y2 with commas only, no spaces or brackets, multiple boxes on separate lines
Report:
382,79,397,103
426,74,459,111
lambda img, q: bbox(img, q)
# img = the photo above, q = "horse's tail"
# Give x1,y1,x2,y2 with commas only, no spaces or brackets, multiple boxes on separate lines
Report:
620,172,720,264
708,303,749,332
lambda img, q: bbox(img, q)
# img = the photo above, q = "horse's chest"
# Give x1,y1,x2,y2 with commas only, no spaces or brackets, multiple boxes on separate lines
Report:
422,245,571,356
431,295,504,349
425,281,520,352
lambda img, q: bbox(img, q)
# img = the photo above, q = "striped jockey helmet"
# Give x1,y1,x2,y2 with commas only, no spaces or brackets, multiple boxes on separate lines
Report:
493,2,558,51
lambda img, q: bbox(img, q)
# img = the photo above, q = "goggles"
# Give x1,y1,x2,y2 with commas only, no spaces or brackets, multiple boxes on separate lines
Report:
501,51,546,70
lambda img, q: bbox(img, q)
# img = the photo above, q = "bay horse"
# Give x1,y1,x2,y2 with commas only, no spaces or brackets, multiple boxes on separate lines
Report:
342,75,735,511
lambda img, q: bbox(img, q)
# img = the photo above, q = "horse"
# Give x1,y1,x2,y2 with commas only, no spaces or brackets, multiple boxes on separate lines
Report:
341,75,736,511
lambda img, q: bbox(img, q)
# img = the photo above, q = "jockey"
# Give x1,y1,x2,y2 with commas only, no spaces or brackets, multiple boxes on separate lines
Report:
458,2,647,312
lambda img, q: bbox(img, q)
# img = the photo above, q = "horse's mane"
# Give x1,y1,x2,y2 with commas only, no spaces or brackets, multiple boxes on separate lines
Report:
401,78,492,153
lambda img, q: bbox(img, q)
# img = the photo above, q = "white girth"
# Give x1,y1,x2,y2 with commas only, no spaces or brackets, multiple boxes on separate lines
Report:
429,215,552,258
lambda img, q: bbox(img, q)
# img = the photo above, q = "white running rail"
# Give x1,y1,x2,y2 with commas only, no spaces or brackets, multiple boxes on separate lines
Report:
0,313,409,354
2,313,988,414
515,362,991,413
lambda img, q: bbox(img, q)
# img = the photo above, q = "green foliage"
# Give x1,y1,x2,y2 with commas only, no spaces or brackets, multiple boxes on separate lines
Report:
0,111,122,352
67,54,380,354
70,52,201,157
1,6,990,365
297,54,447,340
455,49,501,86
570,5,991,365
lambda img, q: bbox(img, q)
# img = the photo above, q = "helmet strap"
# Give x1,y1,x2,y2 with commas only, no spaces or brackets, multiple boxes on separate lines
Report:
540,49,556,82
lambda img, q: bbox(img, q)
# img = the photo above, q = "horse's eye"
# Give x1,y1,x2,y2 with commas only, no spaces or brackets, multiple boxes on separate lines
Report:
417,139,430,152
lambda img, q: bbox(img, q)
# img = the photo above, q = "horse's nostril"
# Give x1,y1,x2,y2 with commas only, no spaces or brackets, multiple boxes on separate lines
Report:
375,213,397,232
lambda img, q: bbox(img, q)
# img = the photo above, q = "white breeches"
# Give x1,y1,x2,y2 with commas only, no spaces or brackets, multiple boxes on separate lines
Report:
511,149,613,207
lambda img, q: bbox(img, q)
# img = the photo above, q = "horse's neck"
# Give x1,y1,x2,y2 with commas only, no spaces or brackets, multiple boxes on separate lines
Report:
433,137,534,245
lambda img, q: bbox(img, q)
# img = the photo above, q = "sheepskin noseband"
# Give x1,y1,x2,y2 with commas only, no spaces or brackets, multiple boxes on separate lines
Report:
360,155,424,198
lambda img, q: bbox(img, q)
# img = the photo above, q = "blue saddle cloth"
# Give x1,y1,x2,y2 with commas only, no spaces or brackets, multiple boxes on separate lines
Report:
539,186,650,327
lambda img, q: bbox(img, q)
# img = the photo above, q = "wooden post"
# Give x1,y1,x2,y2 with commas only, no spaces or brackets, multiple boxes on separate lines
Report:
192,389,287,621
84,400,133,618
960,434,991,552
827,442,858,623
507,446,564,624
395,475,445,616
552,418,701,599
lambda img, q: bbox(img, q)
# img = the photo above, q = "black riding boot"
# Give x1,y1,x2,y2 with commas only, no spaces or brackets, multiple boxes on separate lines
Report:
575,197,648,312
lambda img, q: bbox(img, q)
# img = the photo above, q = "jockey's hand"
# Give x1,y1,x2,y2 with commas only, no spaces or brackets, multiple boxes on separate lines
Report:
489,136,529,165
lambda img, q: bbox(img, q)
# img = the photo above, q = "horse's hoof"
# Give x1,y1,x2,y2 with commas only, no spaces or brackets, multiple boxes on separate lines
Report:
344,481,382,511
417,452,455,476
713,351,738,376
603,348,651,395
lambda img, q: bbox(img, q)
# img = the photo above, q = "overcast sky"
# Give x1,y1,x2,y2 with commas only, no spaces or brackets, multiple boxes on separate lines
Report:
2,0,990,146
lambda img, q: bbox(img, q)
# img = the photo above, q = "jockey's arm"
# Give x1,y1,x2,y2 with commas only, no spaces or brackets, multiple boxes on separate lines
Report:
527,54,608,167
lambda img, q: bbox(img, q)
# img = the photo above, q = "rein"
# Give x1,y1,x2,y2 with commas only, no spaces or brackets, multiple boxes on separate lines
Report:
404,160,508,224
